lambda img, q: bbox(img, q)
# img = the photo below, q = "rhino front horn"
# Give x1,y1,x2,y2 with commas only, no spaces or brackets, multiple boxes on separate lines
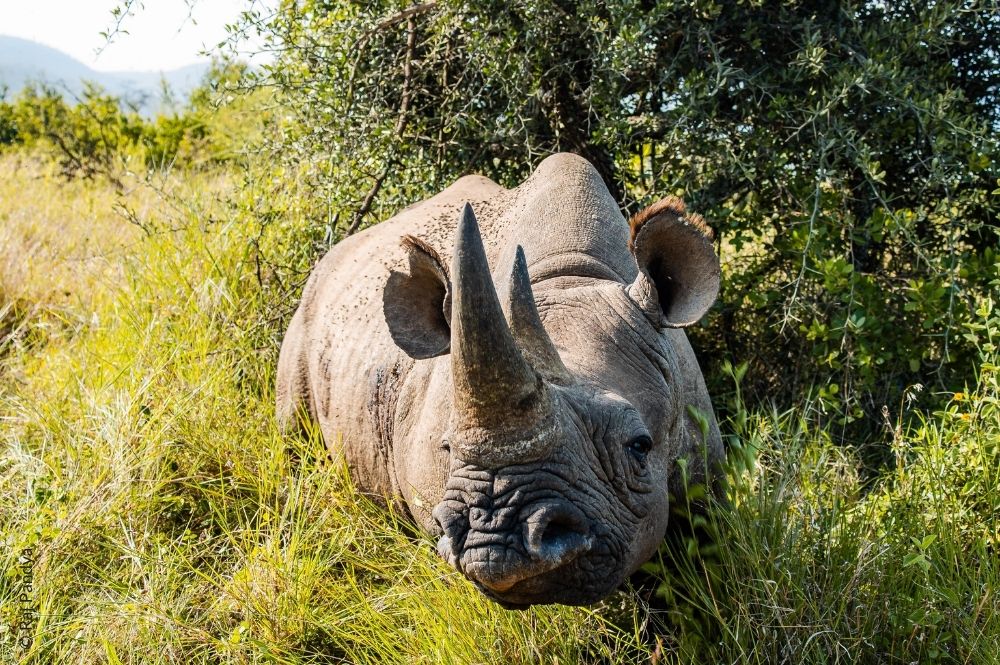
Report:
449,203,555,466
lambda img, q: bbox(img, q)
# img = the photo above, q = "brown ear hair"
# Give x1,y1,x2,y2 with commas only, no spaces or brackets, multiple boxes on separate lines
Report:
627,197,720,328
383,235,452,359
629,196,714,249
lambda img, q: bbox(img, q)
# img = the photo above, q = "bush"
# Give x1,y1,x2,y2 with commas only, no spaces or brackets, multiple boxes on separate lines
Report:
0,74,239,184
646,284,1000,662
244,0,1000,436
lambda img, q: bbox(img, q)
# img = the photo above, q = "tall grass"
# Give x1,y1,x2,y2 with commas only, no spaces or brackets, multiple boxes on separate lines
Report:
0,155,647,663
648,312,1000,663
1,153,997,663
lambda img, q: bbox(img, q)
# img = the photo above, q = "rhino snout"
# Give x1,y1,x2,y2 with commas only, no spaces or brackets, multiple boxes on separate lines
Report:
434,498,593,597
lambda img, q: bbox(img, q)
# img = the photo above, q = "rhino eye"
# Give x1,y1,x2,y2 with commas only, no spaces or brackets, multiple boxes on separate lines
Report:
625,435,653,464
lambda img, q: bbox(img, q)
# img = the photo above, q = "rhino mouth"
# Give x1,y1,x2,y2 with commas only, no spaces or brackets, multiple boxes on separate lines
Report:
433,496,621,606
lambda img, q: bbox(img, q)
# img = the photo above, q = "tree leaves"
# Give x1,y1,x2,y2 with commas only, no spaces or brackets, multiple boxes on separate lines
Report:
250,0,1000,437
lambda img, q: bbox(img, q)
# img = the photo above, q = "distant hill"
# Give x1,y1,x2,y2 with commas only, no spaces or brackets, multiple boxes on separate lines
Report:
0,35,212,114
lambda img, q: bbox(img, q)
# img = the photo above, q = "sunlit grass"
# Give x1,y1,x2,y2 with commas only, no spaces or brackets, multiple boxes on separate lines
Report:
648,348,1000,663
0,155,648,663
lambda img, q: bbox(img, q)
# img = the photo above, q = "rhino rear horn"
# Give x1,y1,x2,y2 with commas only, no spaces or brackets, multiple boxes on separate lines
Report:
450,203,554,464
503,246,571,384
627,197,720,328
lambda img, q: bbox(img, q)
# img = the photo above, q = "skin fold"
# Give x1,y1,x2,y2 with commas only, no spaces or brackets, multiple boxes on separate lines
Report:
276,153,723,606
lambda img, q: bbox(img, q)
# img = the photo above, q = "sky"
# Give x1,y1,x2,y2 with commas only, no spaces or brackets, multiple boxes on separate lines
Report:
2,0,269,72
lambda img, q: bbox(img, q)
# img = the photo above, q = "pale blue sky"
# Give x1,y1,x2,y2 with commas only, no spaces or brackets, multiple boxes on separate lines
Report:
3,0,269,71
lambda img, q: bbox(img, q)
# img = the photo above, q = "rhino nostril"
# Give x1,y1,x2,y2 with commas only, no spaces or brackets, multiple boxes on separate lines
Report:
526,505,592,565
541,516,582,544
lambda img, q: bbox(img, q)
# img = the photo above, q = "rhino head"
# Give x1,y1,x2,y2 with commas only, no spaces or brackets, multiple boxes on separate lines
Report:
383,189,721,607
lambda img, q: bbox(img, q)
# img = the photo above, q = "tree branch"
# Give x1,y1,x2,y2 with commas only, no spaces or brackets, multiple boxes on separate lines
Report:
346,14,418,235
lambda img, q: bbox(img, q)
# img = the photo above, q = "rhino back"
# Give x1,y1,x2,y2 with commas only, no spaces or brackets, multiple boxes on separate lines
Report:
493,153,638,286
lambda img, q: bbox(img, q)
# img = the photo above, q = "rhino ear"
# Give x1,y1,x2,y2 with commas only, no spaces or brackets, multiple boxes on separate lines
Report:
627,197,720,328
384,235,452,359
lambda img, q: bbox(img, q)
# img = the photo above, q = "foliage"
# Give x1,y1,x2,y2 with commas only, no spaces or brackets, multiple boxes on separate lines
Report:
0,62,256,185
244,0,1000,435
646,288,1000,662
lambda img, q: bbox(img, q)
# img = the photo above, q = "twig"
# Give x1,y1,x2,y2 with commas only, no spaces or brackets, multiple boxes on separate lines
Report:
367,2,437,42
346,14,419,235
97,0,144,54
780,141,829,334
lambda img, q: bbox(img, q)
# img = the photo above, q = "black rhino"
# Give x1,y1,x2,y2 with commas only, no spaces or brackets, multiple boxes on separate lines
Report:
277,153,723,607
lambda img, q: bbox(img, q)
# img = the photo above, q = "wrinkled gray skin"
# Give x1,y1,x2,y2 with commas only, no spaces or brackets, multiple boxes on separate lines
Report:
276,153,723,607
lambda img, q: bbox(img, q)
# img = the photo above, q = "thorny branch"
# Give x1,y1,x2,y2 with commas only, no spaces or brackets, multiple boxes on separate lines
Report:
345,12,420,236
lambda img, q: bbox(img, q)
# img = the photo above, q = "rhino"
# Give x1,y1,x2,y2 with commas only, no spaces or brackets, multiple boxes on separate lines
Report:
276,153,723,607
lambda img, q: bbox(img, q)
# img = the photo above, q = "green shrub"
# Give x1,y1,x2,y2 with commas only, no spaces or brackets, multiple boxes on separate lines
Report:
244,0,1000,435
645,284,1000,663
0,72,244,183
0,98,17,146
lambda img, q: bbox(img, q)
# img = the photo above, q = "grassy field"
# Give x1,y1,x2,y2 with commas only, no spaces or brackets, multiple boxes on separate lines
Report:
1,153,998,663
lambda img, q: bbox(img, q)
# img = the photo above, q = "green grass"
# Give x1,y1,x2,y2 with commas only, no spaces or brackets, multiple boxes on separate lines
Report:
649,361,1000,663
1,153,998,663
